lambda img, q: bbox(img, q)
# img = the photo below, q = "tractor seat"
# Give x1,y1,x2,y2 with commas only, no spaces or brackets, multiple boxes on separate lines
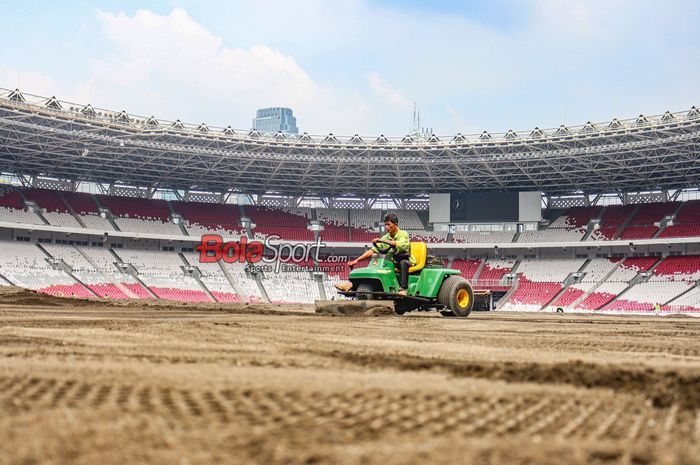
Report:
394,242,427,274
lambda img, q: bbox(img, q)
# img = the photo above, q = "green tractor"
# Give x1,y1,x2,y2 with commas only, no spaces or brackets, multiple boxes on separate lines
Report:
337,240,474,317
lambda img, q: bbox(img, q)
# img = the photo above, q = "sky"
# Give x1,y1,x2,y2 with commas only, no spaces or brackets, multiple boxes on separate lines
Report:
1,0,698,136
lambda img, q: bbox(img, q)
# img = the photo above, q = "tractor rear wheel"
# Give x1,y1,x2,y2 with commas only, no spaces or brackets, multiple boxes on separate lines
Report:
437,276,474,317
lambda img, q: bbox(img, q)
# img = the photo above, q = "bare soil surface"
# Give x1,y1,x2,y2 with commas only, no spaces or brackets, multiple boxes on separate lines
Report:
1,287,699,464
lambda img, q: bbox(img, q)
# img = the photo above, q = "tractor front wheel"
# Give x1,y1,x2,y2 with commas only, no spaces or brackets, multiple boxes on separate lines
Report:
356,283,376,300
437,276,474,317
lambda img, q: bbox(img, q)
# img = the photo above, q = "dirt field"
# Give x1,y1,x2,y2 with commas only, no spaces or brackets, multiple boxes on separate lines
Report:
1,287,699,465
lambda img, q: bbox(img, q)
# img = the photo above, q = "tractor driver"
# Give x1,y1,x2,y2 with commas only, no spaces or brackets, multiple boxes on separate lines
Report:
335,213,415,295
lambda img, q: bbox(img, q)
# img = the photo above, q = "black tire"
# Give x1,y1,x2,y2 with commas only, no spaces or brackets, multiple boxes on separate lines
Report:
356,283,375,300
437,276,474,317
440,311,456,317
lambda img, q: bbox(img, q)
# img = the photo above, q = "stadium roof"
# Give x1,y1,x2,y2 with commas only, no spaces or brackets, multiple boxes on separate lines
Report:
0,88,698,198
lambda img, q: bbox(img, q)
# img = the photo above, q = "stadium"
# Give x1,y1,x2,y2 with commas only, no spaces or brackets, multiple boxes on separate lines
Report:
1,85,700,465
1,88,699,313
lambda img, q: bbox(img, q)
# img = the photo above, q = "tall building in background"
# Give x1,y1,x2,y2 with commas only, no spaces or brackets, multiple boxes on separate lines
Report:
252,107,299,134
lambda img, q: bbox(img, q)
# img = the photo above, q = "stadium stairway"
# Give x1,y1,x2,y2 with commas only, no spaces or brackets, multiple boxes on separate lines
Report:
238,205,249,237
651,203,685,239
612,204,642,239
0,272,12,286
57,191,87,228
511,230,521,243
92,195,121,232
493,258,521,309
581,206,607,241
309,245,327,300
109,248,157,298
495,278,520,310
179,252,216,302
27,204,51,226
472,258,486,282
74,245,138,298
36,243,99,298
315,274,327,300
542,259,591,310
166,201,190,236
177,221,189,236
566,259,624,310
254,273,271,303
508,259,522,276
216,260,244,296
597,256,664,310
652,224,667,239
15,189,50,226
664,280,700,306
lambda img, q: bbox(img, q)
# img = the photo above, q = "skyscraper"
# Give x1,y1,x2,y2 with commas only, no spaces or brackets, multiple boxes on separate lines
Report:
252,107,299,134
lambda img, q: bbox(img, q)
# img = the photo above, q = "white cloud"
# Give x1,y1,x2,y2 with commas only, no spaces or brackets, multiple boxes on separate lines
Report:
0,8,388,135
367,72,412,110
0,66,62,97
1,2,698,135
57,7,412,135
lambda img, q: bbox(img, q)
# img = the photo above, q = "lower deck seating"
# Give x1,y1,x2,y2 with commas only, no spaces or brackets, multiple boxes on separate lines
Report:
182,252,241,303
574,282,628,310
39,283,95,299
478,258,516,286
219,261,263,302
84,282,131,299
668,286,700,312
551,283,595,307
0,232,698,310
450,259,482,280
500,279,563,311
0,242,82,292
652,255,700,282
262,272,320,304
602,281,692,312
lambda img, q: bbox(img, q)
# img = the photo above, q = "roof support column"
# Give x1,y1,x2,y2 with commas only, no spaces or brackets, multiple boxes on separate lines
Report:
17,174,33,188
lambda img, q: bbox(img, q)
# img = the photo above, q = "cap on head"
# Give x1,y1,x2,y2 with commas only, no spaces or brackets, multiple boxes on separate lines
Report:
383,213,399,225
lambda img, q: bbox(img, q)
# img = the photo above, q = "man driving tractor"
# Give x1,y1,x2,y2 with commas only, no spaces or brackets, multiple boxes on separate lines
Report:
335,213,415,295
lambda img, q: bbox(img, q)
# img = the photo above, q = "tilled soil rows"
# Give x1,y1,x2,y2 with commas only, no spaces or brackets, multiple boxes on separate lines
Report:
0,287,699,464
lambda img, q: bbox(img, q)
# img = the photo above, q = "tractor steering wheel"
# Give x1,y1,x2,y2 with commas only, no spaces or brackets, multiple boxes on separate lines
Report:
373,239,396,255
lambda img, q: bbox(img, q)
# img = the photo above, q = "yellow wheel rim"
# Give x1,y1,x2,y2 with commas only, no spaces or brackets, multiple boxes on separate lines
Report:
456,288,470,308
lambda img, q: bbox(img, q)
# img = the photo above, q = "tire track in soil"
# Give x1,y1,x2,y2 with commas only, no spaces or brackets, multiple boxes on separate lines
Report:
0,374,698,453
303,349,700,410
